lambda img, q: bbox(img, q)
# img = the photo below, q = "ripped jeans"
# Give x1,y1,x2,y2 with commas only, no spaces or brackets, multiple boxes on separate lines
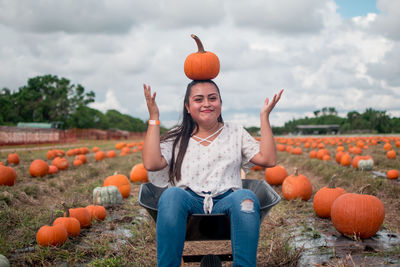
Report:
156,187,261,267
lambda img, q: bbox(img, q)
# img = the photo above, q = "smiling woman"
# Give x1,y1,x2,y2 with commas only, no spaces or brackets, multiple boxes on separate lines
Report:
142,79,283,266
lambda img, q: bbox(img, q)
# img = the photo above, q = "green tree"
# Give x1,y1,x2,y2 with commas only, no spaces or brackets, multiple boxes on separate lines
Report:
67,106,109,129
105,109,146,132
12,75,95,125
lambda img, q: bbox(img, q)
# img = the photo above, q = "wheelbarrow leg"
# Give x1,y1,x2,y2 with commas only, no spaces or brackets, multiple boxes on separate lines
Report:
200,254,222,267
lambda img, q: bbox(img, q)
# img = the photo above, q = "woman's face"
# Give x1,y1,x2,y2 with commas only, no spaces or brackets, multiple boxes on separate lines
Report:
185,82,222,126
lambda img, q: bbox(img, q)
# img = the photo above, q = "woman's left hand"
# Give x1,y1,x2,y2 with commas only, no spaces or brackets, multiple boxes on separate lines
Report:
260,89,284,118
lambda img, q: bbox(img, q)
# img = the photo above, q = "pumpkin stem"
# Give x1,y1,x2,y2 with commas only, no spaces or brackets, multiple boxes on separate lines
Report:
357,184,371,194
62,202,70,217
293,168,299,176
191,34,206,53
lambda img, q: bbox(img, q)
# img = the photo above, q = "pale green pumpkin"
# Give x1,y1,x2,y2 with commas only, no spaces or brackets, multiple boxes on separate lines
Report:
358,158,374,171
93,185,123,205
0,254,10,267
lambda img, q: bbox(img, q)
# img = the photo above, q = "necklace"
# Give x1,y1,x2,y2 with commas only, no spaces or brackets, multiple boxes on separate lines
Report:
192,124,224,144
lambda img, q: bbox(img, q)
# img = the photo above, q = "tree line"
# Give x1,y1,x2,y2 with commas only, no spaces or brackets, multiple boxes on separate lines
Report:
0,75,149,132
268,107,400,135
2,75,399,135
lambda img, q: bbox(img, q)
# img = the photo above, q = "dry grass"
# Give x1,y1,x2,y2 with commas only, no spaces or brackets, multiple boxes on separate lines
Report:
0,138,399,266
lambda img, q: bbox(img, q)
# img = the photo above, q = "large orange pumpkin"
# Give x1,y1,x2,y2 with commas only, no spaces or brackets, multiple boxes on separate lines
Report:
36,224,68,246
130,163,149,183
104,174,131,198
0,165,17,186
313,186,346,218
282,169,312,201
331,193,385,239
184,34,220,80
29,159,49,177
265,165,288,185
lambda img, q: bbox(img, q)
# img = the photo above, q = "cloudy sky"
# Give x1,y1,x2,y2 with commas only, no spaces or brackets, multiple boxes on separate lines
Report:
1,0,399,128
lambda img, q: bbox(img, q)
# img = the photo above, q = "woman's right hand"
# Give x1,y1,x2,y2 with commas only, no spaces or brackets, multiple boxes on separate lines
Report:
143,84,159,119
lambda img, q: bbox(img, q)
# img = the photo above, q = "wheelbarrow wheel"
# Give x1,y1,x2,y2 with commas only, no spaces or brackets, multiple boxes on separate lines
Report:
200,254,222,267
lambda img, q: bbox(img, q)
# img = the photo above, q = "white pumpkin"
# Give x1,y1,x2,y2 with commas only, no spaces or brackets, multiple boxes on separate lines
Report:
0,254,10,267
358,158,374,171
93,185,123,205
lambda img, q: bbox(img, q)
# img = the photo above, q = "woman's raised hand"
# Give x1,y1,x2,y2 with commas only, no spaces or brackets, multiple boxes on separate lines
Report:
143,84,159,120
261,89,284,118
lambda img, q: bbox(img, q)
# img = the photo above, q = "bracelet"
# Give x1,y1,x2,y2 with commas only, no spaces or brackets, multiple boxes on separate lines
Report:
148,119,160,126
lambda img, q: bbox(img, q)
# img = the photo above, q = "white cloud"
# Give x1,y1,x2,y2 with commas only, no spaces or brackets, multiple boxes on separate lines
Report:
0,0,399,130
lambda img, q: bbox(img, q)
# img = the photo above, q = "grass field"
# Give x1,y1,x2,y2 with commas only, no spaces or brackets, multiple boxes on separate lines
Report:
0,136,399,266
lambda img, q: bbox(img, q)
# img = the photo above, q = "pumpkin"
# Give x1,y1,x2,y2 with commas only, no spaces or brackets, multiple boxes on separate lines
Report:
0,165,17,186
265,165,288,185
340,153,352,167
92,146,100,153
52,157,69,170
335,151,344,164
78,154,87,164
106,150,117,158
383,143,392,151
65,207,91,228
73,157,83,166
331,193,385,239
387,169,399,180
0,254,10,267
313,186,346,218
309,150,317,159
291,147,302,155
86,205,107,221
386,150,396,159
93,186,123,205
7,153,20,165
352,155,373,171
95,151,106,161
184,34,220,80
282,169,312,201
36,224,68,246
104,174,131,198
53,216,81,237
130,163,149,183
29,159,49,177
48,165,59,174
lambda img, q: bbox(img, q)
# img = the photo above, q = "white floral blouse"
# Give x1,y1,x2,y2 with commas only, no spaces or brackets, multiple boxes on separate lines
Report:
148,122,260,213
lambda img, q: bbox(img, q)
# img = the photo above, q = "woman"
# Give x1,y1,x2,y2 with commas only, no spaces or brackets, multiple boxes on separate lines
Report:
143,79,283,266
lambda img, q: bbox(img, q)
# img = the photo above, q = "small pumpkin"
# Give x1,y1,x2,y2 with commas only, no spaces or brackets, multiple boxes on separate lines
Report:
184,34,220,80
95,151,106,161
340,153,352,167
313,184,346,218
387,169,399,180
52,157,69,170
73,156,83,166
265,165,288,185
93,185,123,205
53,208,81,237
282,169,312,201
386,150,396,159
0,254,10,267
0,165,17,186
104,174,131,198
331,191,385,239
7,153,20,165
48,165,59,174
352,155,374,171
29,159,49,177
65,207,91,228
106,150,117,158
86,205,107,221
130,163,149,183
36,224,68,246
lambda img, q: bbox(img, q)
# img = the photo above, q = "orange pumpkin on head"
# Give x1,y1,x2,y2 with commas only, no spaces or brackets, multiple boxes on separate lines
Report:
184,34,220,80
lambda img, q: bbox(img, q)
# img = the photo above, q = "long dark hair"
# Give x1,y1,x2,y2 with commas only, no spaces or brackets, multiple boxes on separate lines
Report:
161,80,223,184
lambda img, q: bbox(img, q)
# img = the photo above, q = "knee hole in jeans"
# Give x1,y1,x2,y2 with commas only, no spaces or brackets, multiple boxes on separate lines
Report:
240,199,254,213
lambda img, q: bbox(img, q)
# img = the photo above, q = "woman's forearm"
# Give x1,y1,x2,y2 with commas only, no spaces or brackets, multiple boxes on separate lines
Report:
142,123,166,171
258,114,277,167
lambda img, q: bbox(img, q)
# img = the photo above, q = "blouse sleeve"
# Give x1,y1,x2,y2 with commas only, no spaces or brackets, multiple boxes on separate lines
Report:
147,140,173,187
241,126,260,173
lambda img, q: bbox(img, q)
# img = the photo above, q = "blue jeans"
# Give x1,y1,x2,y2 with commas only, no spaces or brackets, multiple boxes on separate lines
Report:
156,187,261,267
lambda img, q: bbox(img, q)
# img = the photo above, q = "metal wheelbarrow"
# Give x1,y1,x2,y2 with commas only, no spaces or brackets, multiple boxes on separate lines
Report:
138,179,280,266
